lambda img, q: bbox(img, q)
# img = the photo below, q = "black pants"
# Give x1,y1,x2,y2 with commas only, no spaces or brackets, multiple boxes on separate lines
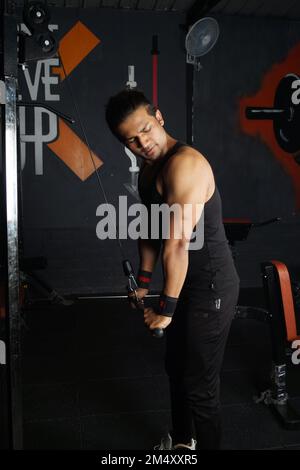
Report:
165,283,239,450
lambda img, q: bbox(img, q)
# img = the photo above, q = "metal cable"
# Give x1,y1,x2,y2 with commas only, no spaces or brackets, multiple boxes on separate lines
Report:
57,50,127,260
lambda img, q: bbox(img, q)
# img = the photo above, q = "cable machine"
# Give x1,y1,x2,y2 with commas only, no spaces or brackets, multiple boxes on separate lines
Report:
0,0,58,449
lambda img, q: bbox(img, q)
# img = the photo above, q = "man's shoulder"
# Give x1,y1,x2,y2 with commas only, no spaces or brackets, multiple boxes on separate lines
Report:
162,145,214,199
166,144,211,173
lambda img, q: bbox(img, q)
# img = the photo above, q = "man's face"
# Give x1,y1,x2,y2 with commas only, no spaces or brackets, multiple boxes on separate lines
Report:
117,105,167,163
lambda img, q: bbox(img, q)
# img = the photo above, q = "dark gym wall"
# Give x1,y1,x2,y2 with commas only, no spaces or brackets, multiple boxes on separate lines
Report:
20,8,186,294
193,14,300,287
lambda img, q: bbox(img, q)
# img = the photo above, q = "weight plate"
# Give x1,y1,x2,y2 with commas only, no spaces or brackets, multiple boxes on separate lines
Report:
274,74,300,153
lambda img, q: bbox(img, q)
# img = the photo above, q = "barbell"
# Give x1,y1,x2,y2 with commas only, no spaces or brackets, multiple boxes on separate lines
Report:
245,73,300,154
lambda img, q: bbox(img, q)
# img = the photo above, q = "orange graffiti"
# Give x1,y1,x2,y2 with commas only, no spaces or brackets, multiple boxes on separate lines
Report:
52,21,101,80
47,21,103,178
48,118,103,181
239,43,300,208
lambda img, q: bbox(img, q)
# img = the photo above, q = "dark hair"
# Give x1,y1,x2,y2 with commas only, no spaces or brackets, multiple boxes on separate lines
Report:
105,89,156,138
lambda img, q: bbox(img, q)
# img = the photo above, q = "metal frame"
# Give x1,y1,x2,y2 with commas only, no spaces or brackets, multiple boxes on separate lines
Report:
0,0,23,449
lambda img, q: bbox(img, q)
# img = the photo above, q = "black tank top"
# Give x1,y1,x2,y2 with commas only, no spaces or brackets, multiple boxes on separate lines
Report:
138,142,239,296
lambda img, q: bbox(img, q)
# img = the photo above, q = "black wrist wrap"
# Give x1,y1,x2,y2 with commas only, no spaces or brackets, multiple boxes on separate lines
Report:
158,294,178,317
137,269,152,289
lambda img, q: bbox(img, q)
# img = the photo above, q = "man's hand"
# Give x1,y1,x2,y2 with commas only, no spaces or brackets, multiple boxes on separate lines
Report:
144,307,172,330
128,287,149,309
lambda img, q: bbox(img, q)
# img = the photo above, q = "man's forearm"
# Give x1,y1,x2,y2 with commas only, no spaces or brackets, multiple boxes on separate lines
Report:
138,238,161,272
162,240,188,298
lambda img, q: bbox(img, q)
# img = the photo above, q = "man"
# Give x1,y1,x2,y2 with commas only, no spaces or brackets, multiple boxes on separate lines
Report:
105,89,239,450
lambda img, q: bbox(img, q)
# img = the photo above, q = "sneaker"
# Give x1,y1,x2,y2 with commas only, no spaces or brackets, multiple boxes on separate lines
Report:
154,433,196,450
173,438,197,450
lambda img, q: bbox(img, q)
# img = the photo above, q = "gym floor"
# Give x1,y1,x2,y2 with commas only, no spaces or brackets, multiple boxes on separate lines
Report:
21,288,300,450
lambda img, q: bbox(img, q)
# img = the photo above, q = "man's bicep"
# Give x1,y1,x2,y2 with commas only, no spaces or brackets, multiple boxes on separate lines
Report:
164,162,207,239
165,157,209,203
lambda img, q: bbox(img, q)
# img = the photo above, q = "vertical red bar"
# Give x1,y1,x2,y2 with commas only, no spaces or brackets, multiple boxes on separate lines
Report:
151,35,159,107
152,54,158,107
